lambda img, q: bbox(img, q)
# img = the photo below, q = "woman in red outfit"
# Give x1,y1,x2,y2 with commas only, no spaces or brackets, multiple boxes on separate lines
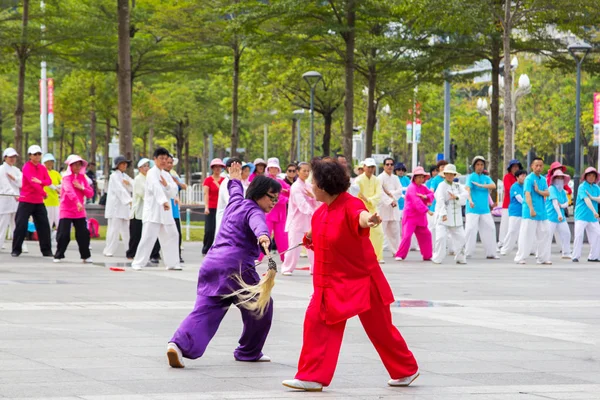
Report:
282,158,419,393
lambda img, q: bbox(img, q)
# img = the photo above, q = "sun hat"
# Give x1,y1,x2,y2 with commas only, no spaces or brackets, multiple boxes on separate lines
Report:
266,157,281,174
550,169,570,186
3,147,18,158
27,145,42,155
113,155,131,169
394,162,407,172
507,159,523,171
583,167,600,183
410,166,430,182
548,161,566,174
137,158,151,168
244,162,255,174
471,155,486,167
363,158,377,167
66,155,88,169
253,158,267,167
210,158,226,169
42,153,56,163
441,164,461,177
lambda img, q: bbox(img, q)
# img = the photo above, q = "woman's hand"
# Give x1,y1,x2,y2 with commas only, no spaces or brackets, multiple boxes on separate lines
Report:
204,207,210,215
229,163,242,180
258,234,271,254
367,212,381,227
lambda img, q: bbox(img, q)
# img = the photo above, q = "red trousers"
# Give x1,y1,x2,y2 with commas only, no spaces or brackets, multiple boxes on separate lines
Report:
295,284,418,386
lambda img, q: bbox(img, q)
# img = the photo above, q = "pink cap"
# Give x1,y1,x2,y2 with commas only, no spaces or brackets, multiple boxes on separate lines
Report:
411,166,430,182
210,158,226,169
550,169,570,186
583,167,600,183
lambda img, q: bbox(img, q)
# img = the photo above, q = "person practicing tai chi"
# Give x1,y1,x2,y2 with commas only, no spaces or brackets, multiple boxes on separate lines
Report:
500,170,527,255
498,159,523,250
103,155,133,257
131,148,181,271
432,164,468,264
395,166,433,261
259,158,290,262
378,158,403,257
572,167,600,263
11,145,53,257
546,169,572,259
42,153,61,235
282,158,419,393
167,165,281,368
356,158,384,262
281,162,318,275
53,155,94,263
0,148,22,251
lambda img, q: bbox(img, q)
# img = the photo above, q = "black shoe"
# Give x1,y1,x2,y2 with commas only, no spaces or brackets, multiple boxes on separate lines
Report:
587,259,600,262
150,258,159,264
42,252,54,257
180,258,185,264
572,258,579,262
11,252,20,257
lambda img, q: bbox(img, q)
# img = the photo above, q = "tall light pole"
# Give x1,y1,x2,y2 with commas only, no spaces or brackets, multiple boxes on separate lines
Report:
303,71,322,159
40,1,48,154
568,41,592,200
292,109,305,161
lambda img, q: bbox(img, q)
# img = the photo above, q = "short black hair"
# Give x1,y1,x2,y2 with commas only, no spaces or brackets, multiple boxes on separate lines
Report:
383,157,394,166
311,157,350,195
246,175,282,201
429,165,438,174
532,157,543,164
226,157,241,167
515,169,527,178
335,154,346,160
153,147,170,158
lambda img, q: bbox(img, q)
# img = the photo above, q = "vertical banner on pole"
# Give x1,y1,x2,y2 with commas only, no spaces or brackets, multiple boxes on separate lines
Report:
48,78,54,138
415,119,422,143
594,92,600,146
406,120,413,144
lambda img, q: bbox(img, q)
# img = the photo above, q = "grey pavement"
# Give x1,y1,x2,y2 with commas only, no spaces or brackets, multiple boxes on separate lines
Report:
0,238,599,399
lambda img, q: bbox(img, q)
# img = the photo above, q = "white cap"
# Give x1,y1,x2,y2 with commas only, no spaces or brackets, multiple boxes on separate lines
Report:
27,145,43,155
173,157,179,167
137,158,150,168
363,158,377,167
42,153,56,163
3,148,18,158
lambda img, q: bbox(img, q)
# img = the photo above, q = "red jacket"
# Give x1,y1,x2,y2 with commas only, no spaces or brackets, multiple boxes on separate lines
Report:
502,173,517,209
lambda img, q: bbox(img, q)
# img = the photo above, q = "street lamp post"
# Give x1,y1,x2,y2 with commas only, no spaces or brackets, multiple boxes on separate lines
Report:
568,42,592,200
303,71,322,159
292,109,305,162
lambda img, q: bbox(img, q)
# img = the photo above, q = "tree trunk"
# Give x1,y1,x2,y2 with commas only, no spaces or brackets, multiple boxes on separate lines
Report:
203,134,209,179
184,135,190,187
365,63,377,158
141,131,147,157
230,41,241,157
89,84,97,166
502,2,513,174
342,0,356,161
323,113,333,157
14,0,29,166
70,130,76,155
104,118,111,183
0,109,3,150
148,120,154,155
289,118,297,163
59,124,65,164
117,0,133,177
175,121,184,175
490,37,502,202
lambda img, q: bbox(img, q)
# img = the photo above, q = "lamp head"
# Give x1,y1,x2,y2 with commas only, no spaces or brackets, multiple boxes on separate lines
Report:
511,56,519,69
518,74,531,89
303,71,323,87
568,42,592,62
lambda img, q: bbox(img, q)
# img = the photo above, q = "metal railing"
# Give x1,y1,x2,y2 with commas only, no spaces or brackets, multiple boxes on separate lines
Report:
180,183,204,205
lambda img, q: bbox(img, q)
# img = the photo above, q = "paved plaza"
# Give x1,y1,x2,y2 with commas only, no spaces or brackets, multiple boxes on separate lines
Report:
0,240,599,400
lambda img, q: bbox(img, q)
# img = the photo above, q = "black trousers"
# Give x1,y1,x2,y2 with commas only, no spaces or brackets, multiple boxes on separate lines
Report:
202,208,217,254
54,218,91,260
175,217,182,260
12,202,52,256
127,218,160,259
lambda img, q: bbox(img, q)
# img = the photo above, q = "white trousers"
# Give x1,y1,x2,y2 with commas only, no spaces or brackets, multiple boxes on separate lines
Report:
514,219,551,263
465,213,497,257
500,216,522,255
498,208,509,247
572,220,600,261
132,222,179,268
0,213,14,250
382,220,401,255
47,206,59,230
427,213,436,247
550,222,571,257
103,217,130,256
281,230,314,274
432,224,466,264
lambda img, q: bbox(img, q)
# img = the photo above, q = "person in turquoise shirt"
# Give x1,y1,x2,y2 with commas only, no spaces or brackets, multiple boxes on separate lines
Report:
464,156,498,259
572,167,600,262
394,163,411,211
500,170,526,255
546,170,572,259
514,157,551,265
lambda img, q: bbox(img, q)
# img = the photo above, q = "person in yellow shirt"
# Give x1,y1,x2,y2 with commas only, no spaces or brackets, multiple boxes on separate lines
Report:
43,153,62,233
355,157,385,262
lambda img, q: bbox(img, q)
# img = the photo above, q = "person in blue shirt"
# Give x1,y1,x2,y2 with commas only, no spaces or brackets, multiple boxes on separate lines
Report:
546,169,572,259
514,157,552,265
395,163,411,211
572,167,600,262
464,156,498,259
500,170,526,256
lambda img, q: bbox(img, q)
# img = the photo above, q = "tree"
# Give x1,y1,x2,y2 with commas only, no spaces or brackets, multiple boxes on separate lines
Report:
116,0,132,174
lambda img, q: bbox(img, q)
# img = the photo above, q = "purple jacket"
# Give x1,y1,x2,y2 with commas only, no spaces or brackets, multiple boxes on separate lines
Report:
197,179,270,296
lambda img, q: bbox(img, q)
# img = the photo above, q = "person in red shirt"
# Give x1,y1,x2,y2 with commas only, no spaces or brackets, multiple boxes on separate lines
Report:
498,159,523,250
202,158,225,254
282,158,419,393
11,145,53,257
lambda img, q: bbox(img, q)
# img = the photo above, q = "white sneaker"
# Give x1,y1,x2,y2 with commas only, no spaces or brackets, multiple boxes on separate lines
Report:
394,257,403,261
53,258,61,263
561,254,572,259
456,260,467,264
132,264,143,271
103,253,113,257
486,255,500,260
379,259,386,264
537,261,552,265
282,379,323,392
431,260,441,264
282,272,292,276
83,258,93,264
166,265,183,271
22,243,29,253
166,342,185,368
258,354,271,362
517,260,526,265
388,371,420,387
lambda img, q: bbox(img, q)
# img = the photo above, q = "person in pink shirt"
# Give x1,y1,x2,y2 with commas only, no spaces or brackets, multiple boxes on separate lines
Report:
281,162,318,275
395,167,434,261
11,145,53,257
53,155,94,263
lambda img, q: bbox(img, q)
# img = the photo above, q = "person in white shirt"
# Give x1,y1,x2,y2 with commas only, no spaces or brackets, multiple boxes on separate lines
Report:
103,155,133,257
215,157,242,237
0,148,23,251
378,157,403,255
132,147,181,271
432,164,468,264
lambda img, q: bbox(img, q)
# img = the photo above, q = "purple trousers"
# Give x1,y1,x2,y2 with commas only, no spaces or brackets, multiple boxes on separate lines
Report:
170,294,273,361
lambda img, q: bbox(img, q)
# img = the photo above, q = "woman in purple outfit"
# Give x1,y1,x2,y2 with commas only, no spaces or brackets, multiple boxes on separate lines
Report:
167,164,281,368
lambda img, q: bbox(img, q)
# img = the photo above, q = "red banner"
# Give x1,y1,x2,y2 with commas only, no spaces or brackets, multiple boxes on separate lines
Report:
48,78,54,114
594,92,600,125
